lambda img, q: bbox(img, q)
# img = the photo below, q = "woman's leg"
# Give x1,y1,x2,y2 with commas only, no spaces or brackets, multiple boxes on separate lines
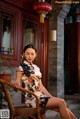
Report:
52,107,77,119
46,96,72,119
67,109,77,119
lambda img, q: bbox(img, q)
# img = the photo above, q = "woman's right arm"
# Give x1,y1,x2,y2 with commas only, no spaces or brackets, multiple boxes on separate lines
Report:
14,71,23,86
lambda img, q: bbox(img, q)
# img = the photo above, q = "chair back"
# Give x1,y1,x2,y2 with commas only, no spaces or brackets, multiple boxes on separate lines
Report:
0,79,46,119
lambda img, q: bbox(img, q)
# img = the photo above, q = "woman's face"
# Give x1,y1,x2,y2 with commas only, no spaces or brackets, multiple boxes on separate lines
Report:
23,48,36,63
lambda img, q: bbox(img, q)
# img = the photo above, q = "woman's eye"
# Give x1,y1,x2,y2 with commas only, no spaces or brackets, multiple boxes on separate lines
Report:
26,52,30,55
31,53,34,56
28,52,34,56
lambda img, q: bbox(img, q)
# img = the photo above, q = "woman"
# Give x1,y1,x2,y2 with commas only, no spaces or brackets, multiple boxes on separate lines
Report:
14,44,77,119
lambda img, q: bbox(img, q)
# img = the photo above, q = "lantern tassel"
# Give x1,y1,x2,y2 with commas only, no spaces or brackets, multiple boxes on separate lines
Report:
40,14,44,23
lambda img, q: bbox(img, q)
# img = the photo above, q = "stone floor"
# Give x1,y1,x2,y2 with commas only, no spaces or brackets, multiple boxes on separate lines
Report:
46,108,80,119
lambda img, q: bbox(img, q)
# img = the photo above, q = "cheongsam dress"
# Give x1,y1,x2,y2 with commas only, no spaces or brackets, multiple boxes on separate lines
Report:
17,60,49,108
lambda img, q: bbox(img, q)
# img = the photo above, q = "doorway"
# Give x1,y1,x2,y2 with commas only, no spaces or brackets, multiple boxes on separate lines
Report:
64,14,79,95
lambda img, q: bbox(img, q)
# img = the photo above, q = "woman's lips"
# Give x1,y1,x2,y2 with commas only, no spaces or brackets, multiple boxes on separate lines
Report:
28,59,32,61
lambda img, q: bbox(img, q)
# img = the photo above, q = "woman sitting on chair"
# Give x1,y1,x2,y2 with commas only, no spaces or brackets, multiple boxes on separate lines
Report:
14,44,77,119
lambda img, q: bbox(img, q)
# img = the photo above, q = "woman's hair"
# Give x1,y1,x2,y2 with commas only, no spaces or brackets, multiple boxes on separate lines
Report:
23,44,37,53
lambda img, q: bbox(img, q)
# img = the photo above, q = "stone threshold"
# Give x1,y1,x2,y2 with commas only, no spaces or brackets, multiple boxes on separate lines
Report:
65,94,80,100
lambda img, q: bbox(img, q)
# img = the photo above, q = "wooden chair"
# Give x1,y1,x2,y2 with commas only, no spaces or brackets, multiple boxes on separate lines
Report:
0,79,46,119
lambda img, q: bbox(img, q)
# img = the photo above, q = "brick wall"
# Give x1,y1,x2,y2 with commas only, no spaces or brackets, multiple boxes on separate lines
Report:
48,4,71,97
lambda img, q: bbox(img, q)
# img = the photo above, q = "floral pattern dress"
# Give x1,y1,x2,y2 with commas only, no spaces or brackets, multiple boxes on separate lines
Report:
17,60,49,108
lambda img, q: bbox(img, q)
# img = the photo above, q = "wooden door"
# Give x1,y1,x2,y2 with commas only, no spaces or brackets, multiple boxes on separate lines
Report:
64,23,79,94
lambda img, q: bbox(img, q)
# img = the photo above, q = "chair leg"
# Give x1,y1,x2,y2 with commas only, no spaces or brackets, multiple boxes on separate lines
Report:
41,113,46,119
10,112,15,119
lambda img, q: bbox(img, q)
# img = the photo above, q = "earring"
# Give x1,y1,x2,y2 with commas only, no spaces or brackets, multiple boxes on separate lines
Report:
21,55,24,62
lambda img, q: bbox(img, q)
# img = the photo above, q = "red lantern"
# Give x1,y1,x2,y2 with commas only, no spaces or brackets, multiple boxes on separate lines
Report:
34,1,52,23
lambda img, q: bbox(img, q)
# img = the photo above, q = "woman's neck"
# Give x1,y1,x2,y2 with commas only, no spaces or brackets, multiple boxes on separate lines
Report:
24,60,33,65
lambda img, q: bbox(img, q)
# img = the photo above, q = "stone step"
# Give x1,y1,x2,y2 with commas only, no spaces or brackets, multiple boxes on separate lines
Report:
46,110,60,119
66,100,80,110
65,94,80,100
65,94,80,110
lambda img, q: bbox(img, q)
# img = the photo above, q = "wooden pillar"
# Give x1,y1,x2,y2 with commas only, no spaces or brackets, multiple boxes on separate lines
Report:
38,20,49,88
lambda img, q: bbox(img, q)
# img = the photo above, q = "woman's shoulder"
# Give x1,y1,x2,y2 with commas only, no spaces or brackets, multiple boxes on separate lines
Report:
16,65,23,72
16,60,29,71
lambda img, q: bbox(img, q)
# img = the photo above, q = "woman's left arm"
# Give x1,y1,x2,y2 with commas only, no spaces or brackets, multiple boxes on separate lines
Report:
39,80,53,98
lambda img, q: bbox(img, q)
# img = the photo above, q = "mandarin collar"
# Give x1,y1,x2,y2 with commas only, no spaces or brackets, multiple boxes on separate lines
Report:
23,60,33,66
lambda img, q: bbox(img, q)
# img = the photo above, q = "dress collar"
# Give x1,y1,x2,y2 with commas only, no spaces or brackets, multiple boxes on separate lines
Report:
23,60,33,66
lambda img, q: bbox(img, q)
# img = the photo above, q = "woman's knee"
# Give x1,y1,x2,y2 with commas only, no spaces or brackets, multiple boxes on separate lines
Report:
59,99,67,107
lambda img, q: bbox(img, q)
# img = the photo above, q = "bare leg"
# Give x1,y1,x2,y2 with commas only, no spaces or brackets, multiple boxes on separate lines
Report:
52,107,77,119
46,97,72,119
67,109,77,119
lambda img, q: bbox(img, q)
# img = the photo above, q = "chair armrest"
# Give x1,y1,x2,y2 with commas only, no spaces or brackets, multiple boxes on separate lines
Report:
0,79,40,115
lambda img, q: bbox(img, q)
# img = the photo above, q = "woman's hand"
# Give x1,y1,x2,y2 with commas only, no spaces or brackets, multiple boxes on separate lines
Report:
30,74,39,80
12,80,21,91
13,80,21,87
